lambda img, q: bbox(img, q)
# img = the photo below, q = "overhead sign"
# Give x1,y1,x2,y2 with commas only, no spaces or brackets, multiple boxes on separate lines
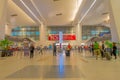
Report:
48,34,76,40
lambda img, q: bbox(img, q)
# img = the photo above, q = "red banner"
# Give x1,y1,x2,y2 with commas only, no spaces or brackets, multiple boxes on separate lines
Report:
48,34,59,40
48,34,76,40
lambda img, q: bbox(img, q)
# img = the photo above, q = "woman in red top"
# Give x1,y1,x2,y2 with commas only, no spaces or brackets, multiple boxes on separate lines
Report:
66,43,72,56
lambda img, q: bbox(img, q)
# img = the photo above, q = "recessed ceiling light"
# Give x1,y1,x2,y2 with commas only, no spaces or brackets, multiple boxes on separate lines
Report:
102,12,109,15
11,14,18,16
53,0,60,2
56,13,62,16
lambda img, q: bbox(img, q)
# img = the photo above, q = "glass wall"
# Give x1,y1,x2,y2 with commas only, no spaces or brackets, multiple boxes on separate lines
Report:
11,26,40,41
47,26,74,34
82,25,111,40
47,26,75,41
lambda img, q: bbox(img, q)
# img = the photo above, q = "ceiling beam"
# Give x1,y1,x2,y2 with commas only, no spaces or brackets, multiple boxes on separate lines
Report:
78,0,97,24
30,0,46,24
20,0,42,24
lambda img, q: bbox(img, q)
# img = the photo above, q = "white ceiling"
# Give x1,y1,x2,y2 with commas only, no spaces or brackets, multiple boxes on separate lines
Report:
6,0,110,26
7,0,36,26
81,0,110,25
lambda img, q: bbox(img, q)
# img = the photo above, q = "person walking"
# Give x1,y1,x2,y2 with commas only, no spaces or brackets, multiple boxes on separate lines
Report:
23,44,29,57
29,44,35,58
94,41,101,60
112,42,117,59
53,43,57,56
101,41,105,59
66,43,72,56
39,45,43,55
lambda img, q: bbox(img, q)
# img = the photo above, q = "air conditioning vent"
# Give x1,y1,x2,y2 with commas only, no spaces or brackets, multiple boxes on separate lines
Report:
53,0,60,2
56,13,62,16
11,14,18,16
102,12,109,15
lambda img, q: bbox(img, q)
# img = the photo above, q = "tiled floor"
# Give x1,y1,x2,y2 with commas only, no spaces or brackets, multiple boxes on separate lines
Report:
0,50,120,80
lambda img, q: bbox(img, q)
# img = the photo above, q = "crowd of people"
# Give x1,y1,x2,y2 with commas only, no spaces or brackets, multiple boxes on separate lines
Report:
2,44,49,58
1,41,119,61
2,43,70,58
77,41,118,60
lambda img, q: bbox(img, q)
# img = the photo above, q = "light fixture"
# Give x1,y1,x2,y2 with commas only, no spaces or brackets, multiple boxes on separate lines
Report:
105,14,110,23
20,0,42,24
11,14,18,17
53,0,60,2
56,13,62,16
10,14,17,26
78,0,97,24
71,0,83,21
30,0,46,23
10,0,35,24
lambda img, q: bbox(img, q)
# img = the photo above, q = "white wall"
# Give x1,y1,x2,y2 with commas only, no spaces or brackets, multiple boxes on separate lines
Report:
0,0,7,40
110,0,120,42
5,24,12,35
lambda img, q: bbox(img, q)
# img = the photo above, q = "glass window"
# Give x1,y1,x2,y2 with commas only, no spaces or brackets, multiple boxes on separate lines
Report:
14,27,20,30
14,32,18,36
26,32,30,35
82,25,111,40
82,36,87,40
11,32,15,36
36,31,40,35
11,26,40,41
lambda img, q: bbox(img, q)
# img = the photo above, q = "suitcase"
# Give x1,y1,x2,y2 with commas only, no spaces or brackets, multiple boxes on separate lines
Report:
66,50,70,56
1,52,5,57
105,52,111,60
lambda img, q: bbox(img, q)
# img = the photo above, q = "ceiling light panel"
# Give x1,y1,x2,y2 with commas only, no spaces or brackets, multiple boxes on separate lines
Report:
53,0,60,2
12,0,42,24
8,0,36,25
30,0,46,23
30,0,50,20
78,0,97,23
56,13,62,16
71,0,83,21
20,0,42,24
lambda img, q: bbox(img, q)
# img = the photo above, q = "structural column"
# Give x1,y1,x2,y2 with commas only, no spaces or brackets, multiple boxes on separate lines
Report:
109,0,120,42
76,23,82,45
39,23,46,45
5,24,12,36
0,0,7,40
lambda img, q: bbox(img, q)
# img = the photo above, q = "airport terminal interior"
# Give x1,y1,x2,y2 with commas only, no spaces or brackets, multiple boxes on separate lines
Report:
0,0,120,80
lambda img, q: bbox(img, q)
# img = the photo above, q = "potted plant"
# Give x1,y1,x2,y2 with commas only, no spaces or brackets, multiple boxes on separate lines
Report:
0,38,13,57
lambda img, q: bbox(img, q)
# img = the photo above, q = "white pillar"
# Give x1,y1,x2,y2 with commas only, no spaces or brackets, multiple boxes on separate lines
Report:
109,0,120,42
5,24,12,35
76,23,82,44
40,23,46,45
0,0,7,40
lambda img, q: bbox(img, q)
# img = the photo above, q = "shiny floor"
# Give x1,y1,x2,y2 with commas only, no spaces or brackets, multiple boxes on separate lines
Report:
0,50,120,80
